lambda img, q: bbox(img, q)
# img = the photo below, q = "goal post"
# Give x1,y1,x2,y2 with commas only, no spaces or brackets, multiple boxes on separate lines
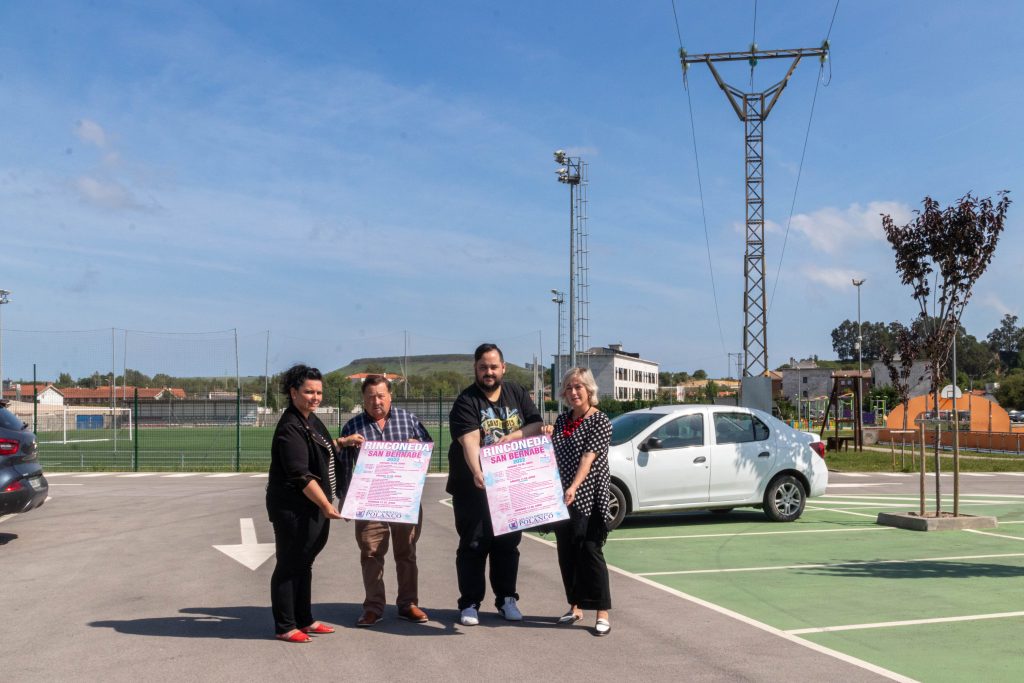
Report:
37,406,134,445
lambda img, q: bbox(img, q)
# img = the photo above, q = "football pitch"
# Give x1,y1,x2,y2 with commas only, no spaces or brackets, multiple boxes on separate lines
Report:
36,424,454,472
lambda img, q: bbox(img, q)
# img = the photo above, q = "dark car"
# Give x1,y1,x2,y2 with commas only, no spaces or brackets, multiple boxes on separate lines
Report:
0,400,48,516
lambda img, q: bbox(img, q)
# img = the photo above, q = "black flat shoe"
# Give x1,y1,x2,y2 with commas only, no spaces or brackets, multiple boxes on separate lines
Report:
558,610,583,625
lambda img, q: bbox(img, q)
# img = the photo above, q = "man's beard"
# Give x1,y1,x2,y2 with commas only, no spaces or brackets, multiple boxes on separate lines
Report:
476,376,503,392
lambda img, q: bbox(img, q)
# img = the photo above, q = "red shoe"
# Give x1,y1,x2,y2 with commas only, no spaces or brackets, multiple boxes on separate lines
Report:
275,629,312,643
301,622,335,634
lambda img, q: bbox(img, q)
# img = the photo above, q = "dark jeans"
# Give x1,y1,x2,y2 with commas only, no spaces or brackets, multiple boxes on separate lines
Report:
268,504,330,634
452,488,521,610
554,507,611,611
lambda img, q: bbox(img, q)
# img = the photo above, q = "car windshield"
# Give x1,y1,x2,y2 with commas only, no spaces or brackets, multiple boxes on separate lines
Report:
0,406,25,431
609,412,663,446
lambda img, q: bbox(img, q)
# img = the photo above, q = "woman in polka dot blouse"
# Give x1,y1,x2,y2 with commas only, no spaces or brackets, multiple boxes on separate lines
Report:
550,367,613,636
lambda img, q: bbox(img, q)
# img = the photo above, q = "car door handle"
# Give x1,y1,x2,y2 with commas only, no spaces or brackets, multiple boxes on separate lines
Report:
758,451,770,458
694,456,707,464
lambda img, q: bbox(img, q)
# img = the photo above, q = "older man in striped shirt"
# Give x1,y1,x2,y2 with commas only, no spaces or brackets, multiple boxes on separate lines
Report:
338,375,432,627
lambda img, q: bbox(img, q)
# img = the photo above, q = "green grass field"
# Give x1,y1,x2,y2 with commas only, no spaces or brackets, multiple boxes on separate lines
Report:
36,424,454,472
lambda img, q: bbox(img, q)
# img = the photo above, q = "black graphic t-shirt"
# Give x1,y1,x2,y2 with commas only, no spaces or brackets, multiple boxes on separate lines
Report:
445,381,542,495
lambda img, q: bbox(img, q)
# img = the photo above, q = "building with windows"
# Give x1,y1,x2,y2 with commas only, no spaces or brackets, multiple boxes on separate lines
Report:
556,344,659,401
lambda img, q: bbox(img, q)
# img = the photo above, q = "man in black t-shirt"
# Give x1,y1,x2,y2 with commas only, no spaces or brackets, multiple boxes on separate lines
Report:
447,343,544,626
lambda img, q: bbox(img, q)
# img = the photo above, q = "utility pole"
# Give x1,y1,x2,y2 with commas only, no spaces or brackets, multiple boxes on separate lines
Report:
681,44,829,378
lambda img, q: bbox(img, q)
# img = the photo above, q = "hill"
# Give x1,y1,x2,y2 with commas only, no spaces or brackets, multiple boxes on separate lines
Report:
329,354,533,382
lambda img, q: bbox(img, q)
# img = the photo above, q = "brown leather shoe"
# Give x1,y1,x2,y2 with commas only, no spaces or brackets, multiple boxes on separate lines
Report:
356,611,382,627
398,604,429,623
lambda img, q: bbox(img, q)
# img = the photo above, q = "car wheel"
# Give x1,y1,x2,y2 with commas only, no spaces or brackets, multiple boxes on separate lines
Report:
606,482,627,531
762,475,805,522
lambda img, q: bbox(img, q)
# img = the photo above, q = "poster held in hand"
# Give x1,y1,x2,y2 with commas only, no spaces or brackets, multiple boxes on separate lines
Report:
340,440,433,523
480,435,569,535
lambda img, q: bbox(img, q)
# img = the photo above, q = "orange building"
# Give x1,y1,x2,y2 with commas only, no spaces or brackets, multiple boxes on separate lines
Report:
886,391,1009,433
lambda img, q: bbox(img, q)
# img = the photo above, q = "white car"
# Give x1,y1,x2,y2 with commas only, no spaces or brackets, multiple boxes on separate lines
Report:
605,405,827,529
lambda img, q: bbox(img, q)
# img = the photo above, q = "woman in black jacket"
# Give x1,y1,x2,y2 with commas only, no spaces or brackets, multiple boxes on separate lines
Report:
267,364,344,643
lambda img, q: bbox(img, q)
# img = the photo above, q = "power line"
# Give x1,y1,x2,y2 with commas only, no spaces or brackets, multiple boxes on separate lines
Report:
767,0,839,315
671,0,728,358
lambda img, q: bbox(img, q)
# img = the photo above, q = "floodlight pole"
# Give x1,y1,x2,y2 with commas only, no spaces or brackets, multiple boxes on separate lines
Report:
0,289,9,394
554,151,583,369
551,289,565,412
681,44,828,378
853,278,865,450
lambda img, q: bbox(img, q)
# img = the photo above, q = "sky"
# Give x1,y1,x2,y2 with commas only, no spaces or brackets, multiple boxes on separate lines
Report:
1,0,1022,382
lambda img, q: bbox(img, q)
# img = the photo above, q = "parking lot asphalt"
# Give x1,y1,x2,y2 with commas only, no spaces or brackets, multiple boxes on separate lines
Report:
2,473,898,683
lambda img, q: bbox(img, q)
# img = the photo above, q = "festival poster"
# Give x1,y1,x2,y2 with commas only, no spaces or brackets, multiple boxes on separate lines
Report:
340,440,433,523
479,435,570,535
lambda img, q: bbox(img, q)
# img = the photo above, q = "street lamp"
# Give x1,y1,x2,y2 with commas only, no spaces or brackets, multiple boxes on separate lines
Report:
554,150,581,369
0,289,10,397
852,278,865,449
551,289,565,411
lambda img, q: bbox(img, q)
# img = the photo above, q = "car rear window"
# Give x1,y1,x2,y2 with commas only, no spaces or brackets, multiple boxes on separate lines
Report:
0,406,25,430
609,412,663,446
713,412,770,444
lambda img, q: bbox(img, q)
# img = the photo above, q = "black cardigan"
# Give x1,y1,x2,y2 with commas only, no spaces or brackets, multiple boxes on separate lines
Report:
266,404,335,511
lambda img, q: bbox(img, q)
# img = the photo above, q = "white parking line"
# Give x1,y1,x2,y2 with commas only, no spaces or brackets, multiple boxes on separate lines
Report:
826,483,889,488
964,529,1024,542
42,472,72,477
162,473,200,478
787,610,1024,635
806,506,877,518
518,513,915,681
608,527,894,542
960,473,996,477
205,473,242,478
73,473,111,478
637,552,1024,577
250,473,268,478
117,473,157,478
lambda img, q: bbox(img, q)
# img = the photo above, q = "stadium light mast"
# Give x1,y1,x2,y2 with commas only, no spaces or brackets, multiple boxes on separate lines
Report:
553,150,588,370
551,289,565,411
0,289,10,394
680,44,829,379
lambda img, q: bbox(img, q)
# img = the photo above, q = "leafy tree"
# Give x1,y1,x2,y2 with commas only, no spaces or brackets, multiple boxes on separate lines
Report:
692,369,707,380
986,314,1024,372
994,372,1024,411
882,190,1010,514
56,372,73,387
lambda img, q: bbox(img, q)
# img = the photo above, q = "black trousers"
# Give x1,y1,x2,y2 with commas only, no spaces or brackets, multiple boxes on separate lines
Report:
452,489,521,610
554,506,611,611
268,504,330,634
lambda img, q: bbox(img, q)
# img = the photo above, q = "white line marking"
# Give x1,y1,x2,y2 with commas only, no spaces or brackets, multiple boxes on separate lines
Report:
806,506,877,518
250,473,268,478
831,472,869,477
608,527,894,542
42,472,72,477
964,529,1024,542
826,483,889,488
787,611,1024,635
117,473,157,478
960,473,996,477
73,473,110,478
875,473,912,477
824,493,1024,500
1000,472,1024,476
1000,521,1024,525
163,473,201,478
0,513,14,523
48,483,83,486
812,499,1007,508
637,552,1024,576
206,473,241,478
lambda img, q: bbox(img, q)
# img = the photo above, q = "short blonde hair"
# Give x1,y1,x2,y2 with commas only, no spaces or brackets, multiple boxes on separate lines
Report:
560,367,599,406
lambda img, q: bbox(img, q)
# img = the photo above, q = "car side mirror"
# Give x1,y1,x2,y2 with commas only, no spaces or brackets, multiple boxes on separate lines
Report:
639,436,663,452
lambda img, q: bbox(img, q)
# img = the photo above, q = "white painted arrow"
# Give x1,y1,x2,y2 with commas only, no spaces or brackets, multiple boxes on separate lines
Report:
213,518,276,570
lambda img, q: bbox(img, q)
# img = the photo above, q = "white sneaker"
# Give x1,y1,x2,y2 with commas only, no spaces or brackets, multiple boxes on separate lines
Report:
460,606,479,626
498,597,523,621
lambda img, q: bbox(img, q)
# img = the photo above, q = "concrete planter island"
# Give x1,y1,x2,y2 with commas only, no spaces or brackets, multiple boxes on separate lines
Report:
877,511,998,532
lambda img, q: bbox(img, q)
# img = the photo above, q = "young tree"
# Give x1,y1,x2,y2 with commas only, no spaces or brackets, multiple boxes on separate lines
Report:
882,191,1011,515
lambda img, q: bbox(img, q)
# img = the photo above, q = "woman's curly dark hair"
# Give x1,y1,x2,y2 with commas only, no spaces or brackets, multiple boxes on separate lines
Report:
280,364,323,404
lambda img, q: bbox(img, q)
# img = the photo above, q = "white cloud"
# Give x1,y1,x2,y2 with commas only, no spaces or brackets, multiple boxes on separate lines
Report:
73,175,148,211
75,119,108,148
788,201,913,254
803,264,868,292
